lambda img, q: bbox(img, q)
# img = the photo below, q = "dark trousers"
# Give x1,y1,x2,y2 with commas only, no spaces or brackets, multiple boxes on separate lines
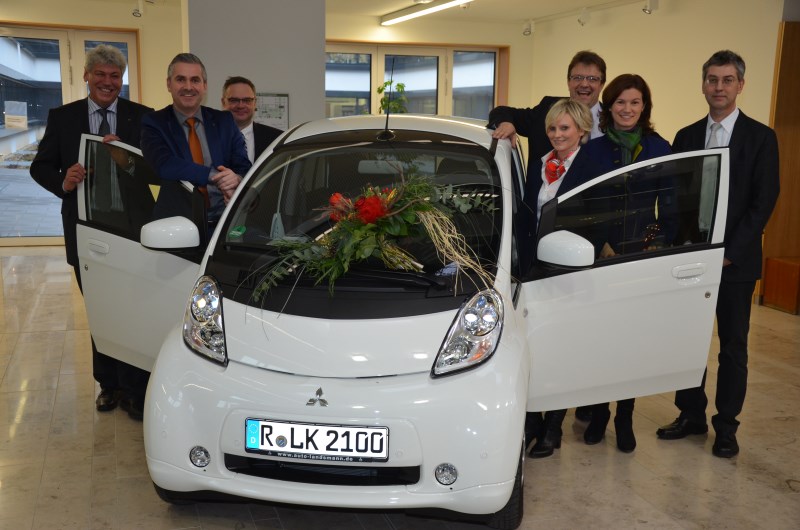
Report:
73,265,149,402
674,279,755,435
591,398,635,419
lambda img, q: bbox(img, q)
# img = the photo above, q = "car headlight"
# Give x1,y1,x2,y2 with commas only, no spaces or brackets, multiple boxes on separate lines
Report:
432,289,503,377
183,275,227,365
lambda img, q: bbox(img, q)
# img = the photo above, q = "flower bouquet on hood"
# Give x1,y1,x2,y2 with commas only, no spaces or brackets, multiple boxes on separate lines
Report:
253,173,495,300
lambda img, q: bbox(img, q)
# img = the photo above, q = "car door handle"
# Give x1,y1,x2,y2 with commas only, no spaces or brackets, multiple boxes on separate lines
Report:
672,263,706,279
87,239,110,255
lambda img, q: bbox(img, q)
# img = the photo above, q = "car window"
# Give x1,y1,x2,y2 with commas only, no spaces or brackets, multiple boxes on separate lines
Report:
82,138,160,241
223,141,500,275
536,153,721,264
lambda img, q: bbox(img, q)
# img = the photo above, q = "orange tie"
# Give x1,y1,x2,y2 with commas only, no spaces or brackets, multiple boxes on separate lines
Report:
186,117,209,206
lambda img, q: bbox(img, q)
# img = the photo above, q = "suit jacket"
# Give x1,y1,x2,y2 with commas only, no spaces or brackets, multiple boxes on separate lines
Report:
253,122,283,161
672,112,780,282
489,96,562,178
30,97,154,266
141,105,251,220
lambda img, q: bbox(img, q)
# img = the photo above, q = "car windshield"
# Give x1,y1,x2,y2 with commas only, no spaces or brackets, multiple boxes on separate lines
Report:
219,130,502,289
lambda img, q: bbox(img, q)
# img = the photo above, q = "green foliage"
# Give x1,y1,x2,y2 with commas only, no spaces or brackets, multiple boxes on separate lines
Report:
252,175,494,301
377,80,407,114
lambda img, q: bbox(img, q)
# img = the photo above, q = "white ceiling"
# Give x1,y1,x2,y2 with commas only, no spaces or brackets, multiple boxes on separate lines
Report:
326,0,643,24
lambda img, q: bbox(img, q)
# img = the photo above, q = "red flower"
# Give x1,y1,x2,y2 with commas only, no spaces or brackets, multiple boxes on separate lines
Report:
329,192,352,221
355,195,387,224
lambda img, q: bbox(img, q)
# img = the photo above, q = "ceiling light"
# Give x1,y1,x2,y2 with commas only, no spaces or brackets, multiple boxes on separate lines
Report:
380,0,474,26
132,0,143,17
642,0,659,14
577,7,591,26
522,20,533,36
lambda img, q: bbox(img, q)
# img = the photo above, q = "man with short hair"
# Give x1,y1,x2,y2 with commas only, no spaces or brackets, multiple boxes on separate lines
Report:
141,53,251,224
221,76,283,163
30,44,153,419
489,49,607,176
656,50,780,458
488,50,608,448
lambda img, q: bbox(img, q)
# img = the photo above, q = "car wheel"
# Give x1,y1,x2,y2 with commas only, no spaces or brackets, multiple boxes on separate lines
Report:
486,438,525,529
153,483,194,505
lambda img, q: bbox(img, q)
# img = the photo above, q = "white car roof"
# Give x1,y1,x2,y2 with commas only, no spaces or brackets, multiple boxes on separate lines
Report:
282,114,494,149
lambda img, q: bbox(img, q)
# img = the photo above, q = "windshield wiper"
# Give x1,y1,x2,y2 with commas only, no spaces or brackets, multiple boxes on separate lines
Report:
346,268,450,290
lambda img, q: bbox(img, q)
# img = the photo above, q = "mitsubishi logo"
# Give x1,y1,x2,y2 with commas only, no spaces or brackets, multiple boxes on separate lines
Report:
306,387,328,407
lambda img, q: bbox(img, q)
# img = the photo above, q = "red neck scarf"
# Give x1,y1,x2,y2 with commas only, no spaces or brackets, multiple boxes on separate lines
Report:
544,151,571,184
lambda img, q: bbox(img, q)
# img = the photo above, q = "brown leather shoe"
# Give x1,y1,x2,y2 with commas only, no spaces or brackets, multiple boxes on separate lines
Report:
96,388,120,412
656,417,708,439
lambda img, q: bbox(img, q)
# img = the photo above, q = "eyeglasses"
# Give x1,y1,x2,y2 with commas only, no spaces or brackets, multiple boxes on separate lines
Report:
568,75,602,84
226,97,255,105
704,76,739,87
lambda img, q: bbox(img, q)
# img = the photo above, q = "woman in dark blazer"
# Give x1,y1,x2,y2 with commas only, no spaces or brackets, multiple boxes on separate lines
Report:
519,98,594,458
578,74,671,453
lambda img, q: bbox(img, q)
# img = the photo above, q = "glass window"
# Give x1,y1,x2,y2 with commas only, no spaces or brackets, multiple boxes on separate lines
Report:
325,52,371,117
384,54,438,114
224,134,500,275
544,154,721,261
453,51,496,120
83,138,159,241
325,44,499,119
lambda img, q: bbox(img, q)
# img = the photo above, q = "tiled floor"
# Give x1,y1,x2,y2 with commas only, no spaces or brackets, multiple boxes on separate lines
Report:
1,246,799,529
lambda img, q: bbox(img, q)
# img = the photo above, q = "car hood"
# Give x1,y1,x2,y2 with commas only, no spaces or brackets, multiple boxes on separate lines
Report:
222,300,459,378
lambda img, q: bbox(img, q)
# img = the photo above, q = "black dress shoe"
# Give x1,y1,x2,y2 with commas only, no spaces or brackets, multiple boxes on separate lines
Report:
656,417,708,440
712,433,739,458
96,388,120,412
120,397,144,421
574,406,592,422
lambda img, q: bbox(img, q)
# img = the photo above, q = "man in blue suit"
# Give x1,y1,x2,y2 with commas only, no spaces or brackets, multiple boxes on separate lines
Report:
141,53,251,224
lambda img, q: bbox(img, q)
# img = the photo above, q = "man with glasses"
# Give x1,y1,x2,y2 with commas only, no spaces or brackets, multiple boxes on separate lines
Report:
221,76,283,163
488,50,607,449
489,50,607,174
656,50,780,458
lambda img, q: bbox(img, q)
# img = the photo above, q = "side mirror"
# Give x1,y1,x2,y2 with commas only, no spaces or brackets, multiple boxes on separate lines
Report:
141,216,200,250
537,230,595,268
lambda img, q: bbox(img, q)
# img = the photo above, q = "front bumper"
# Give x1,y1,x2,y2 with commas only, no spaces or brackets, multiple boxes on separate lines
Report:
144,326,527,515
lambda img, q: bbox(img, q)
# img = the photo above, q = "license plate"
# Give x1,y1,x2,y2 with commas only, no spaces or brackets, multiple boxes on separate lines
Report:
245,418,389,462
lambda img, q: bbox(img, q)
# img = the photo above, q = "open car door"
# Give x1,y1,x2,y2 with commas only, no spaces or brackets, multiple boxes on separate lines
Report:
522,149,729,411
75,134,202,371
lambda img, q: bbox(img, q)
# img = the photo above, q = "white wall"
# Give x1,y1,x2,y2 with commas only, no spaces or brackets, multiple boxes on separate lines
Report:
527,0,784,141
188,0,325,127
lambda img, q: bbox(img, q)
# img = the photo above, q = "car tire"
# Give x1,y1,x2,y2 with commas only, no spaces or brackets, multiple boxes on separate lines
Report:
486,439,525,529
153,483,194,505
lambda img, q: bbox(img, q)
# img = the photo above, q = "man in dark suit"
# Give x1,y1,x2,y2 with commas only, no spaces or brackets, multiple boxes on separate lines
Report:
490,50,608,427
30,44,153,419
488,50,607,177
656,50,780,458
141,53,251,224
221,76,283,163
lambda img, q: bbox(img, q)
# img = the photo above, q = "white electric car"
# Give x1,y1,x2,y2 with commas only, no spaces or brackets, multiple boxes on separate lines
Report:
76,115,728,529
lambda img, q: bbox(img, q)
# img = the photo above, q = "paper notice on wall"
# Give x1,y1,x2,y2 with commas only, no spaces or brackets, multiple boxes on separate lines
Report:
255,93,289,131
4,101,28,129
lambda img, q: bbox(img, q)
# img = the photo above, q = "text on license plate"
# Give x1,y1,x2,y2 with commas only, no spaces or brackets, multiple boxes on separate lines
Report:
245,419,389,462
